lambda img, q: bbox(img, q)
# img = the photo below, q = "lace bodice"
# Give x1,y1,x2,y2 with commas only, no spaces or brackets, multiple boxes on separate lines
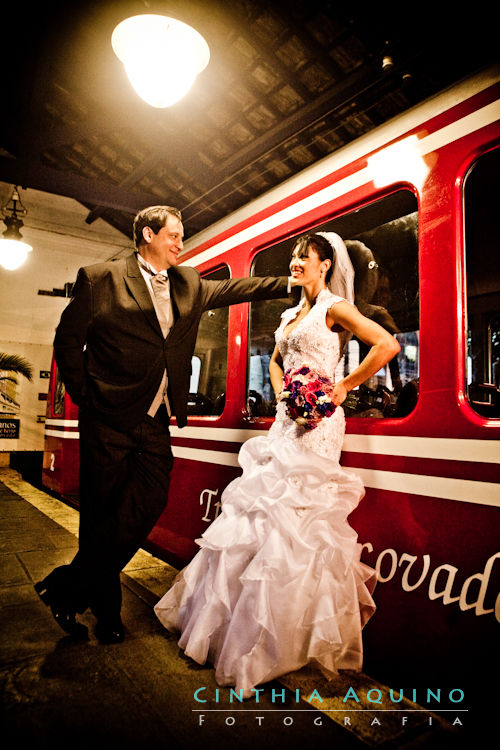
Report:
270,288,346,461
276,288,343,374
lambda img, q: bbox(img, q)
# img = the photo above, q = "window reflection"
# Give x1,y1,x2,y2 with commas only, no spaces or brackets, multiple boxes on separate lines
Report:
465,148,500,418
187,266,229,416
53,367,65,416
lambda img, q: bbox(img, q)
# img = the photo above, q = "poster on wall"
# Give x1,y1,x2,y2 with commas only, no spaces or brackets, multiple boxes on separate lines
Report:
0,418,19,439
0,377,20,416
0,353,33,440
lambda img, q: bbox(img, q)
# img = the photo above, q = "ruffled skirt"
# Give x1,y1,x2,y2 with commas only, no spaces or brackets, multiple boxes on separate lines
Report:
154,434,376,695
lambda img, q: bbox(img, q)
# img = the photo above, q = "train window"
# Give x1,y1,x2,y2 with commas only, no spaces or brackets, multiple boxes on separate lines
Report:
249,190,419,418
464,147,500,418
187,266,230,416
53,366,65,416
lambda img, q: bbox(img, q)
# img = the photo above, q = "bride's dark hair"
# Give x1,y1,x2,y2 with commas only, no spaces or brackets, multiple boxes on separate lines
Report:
291,234,334,283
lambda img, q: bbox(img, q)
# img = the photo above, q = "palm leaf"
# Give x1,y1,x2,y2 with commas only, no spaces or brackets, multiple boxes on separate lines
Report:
0,375,18,385
0,353,33,381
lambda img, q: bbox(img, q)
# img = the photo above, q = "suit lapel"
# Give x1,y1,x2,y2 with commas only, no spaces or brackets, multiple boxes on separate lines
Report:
124,254,163,337
168,267,190,324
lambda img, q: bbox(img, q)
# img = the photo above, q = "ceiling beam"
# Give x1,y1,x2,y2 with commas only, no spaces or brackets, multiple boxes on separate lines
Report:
181,61,383,221
0,155,162,216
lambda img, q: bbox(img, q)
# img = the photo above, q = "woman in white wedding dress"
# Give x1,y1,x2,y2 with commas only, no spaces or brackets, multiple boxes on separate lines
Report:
155,232,400,695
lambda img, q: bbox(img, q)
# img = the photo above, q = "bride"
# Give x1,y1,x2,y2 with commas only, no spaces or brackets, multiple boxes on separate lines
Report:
155,232,400,695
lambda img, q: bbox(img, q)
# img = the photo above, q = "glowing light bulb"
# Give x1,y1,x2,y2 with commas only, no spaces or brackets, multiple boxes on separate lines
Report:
0,239,32,270
112,14,210,108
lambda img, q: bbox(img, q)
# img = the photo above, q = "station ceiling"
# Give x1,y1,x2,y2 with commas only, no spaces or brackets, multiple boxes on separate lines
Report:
0,0,496,241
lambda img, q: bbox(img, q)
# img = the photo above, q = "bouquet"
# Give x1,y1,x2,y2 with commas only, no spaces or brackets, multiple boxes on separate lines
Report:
280,365,336,430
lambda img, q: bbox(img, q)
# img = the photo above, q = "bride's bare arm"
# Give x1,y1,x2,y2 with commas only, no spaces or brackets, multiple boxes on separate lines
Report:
269,345,285,398
327,301,401,406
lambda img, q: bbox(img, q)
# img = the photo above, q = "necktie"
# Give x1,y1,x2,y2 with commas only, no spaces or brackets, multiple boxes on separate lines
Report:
150,273,173,337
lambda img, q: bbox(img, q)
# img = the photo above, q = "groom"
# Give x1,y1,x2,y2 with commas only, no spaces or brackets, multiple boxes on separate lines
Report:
36,205,293,643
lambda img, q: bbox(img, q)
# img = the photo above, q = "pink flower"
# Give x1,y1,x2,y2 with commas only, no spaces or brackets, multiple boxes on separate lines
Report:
304,391,317,406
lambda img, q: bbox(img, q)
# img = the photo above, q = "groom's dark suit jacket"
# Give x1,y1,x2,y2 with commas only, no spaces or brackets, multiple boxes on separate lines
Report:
54,253,289,430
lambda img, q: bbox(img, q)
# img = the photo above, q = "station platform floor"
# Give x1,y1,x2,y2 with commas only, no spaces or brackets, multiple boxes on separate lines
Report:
0,468,469,750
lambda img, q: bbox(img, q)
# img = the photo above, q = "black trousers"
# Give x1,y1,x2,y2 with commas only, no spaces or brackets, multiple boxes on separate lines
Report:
70,404,174,620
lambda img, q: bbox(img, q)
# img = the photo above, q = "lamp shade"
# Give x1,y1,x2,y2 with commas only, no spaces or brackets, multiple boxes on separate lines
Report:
111,14,210,108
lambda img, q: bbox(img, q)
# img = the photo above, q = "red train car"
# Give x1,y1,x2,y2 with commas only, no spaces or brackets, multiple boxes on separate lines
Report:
43,66,500,686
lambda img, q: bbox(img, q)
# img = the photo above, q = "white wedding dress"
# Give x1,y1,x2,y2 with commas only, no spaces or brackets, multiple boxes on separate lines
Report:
155,289,376,694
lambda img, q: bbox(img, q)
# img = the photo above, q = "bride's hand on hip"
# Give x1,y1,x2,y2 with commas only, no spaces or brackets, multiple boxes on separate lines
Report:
332,381,348,406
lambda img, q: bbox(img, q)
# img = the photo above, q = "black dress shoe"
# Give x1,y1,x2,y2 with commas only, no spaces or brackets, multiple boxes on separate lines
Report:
95,618,125,644
34,577,88,640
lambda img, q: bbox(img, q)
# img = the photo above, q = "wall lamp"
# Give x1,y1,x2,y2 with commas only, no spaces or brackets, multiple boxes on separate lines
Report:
0,186,33,271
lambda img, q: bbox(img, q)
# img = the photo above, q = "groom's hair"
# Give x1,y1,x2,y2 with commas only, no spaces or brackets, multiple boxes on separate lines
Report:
133,205,182,248
292,234,334,283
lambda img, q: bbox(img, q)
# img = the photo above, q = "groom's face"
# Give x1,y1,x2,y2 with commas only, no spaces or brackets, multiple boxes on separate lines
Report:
143,214,184,269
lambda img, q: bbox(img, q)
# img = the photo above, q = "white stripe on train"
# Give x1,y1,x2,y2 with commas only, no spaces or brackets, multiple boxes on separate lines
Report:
171,444,500,508
46,419,79,427
169,426,500,464
44,423,500,506
181,99,500,268
45,428,79,439
181,69,499,257
45,421,500,463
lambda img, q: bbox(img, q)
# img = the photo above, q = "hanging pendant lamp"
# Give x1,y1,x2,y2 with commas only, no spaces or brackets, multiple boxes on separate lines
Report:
0,186,32,271
111,14,210,108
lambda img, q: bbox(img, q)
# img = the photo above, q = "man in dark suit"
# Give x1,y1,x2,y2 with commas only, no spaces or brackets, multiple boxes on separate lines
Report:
35,205,293,643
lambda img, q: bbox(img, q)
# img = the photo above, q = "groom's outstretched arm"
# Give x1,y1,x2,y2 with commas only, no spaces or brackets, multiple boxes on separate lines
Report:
200,275,294,311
